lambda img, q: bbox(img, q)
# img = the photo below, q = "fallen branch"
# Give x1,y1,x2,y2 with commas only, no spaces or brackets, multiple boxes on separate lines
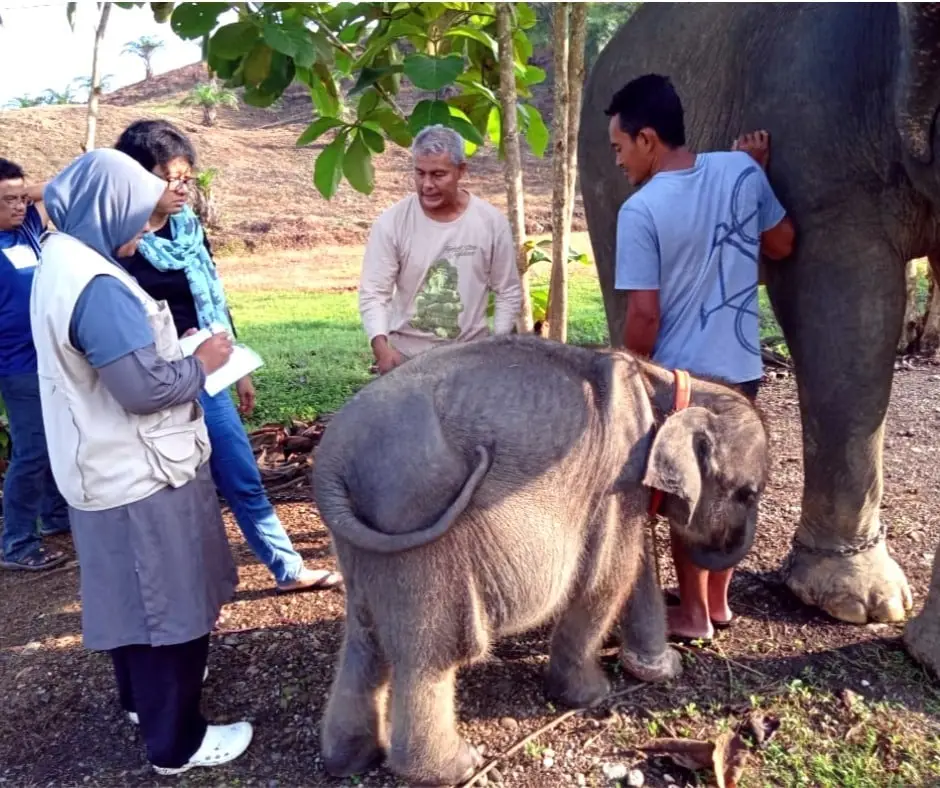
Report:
459,684,647,788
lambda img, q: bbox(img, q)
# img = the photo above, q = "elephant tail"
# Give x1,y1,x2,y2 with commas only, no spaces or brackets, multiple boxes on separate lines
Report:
315,445,492,554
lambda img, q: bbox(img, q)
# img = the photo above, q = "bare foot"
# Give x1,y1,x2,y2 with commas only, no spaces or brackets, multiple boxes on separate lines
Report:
667,603,714,641
732,129,770,170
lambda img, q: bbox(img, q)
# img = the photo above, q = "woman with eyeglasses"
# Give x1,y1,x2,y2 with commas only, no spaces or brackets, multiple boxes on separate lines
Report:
114,119,343,597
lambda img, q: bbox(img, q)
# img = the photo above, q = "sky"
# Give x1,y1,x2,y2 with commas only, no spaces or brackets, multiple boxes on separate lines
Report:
0,1,218,104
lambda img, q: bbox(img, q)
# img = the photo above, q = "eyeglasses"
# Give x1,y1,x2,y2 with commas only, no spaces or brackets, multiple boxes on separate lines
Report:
164,176,193,191
0,195,30,207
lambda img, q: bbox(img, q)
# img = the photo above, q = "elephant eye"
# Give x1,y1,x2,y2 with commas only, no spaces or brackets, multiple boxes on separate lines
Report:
734,486,757,505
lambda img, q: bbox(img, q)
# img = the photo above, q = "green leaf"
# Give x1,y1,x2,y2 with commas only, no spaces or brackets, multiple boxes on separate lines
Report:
150,2,175,23
403,53,465,92
522,104,549,157
211,21,259,60
243,43,274,86
314,132,348,200
373,109,413,147
297,118,345,147
171,2,228,40
349,64,404,96
444,113,485,146
310,30,334,66
514,3,537,29
444,26,497,54
310,62,341,116
343,133,375,195
242,86,279,108
522,65,546,86
335,51,353,76
408,99,452,136
359,126,386,154
486,105,501,147
263,23,317,69
357,88,381,120
512,28,533,63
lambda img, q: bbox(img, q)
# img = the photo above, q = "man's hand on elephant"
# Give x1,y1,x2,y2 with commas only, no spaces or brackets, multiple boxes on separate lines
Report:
371,336,405,375
732,130,771,170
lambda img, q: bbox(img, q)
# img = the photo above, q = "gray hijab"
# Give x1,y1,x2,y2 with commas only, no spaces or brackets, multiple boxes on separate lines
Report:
43,148,167,263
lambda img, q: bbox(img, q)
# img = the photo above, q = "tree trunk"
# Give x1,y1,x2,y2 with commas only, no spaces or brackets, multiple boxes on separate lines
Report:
922,258,940,355
83,2,111,152
204,105,216,127
900,258,921,354
565,4,587,234
547,3,570,343
496,4,533,333
145,57,154,81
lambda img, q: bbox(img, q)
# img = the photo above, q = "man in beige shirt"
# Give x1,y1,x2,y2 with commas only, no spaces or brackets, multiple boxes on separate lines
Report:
359,124,523,374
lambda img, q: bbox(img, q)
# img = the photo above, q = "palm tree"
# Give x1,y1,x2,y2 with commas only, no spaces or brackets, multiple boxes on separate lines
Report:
122,35,164,80
41,86,78,105
182,82,239,127
191,167,221,230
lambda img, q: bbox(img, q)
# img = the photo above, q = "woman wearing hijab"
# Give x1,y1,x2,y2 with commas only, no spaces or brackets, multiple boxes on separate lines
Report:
31,148,253,775
113,119,343,596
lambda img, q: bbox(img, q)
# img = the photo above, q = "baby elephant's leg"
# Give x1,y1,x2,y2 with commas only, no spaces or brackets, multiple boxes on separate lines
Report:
545,499,634,708
387,663,483,787
321,607,389,778
620,524,682,682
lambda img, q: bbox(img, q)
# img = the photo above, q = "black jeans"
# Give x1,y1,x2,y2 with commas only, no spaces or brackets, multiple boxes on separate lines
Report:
111,634,210,769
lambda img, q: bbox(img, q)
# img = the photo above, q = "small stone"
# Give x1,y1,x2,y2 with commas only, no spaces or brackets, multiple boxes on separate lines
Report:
500,716,518,731
489,767,504,784
576,774,586,787
664,775,676,784
543,748,555,758
861,679,871,687
627,770,645,787
23,642,41,653
542,756,554,768
603,763,628,781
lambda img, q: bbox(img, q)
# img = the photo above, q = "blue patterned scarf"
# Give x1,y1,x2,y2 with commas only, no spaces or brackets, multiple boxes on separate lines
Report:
136,204,233,333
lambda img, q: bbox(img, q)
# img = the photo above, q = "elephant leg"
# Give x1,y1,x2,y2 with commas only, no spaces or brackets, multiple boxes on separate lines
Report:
386,664,482,787
766,227,913,624
903,547,940,678
619,522,682,683
320,606,389,778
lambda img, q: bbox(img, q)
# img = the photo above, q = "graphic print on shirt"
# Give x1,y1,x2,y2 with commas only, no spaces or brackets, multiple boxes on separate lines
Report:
411,257,465,339
699,166,762,356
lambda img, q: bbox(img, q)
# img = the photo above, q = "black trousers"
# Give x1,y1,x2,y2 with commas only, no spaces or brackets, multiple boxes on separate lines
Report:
111,634,210,769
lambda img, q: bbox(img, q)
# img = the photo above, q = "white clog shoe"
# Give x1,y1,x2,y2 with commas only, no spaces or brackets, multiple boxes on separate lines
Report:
152,721,254,776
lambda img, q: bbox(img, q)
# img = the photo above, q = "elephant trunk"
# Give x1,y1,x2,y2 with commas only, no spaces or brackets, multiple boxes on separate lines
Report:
895,3,940,164
684,508,758,573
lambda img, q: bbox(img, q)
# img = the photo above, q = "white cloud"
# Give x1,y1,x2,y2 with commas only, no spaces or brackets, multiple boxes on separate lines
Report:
0,1,206,104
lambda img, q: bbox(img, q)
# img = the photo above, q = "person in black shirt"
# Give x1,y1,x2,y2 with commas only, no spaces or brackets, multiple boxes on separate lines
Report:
115,119,342,595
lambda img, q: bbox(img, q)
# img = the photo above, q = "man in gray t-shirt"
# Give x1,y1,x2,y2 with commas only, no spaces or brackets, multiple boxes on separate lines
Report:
607,74,795,641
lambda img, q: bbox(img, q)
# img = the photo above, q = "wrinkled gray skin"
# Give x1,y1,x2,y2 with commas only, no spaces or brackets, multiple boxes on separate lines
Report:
314,335,768,787
579,3,940,637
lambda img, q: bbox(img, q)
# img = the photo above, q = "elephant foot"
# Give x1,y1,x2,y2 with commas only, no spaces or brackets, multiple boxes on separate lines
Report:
904,608,940,679
321,731,385,778
544,660,611,709
783,539,913,624
619,647,682,683
389,738,484,788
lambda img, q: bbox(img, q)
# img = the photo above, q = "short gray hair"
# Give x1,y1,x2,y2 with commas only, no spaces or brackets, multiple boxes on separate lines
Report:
411,124,466,166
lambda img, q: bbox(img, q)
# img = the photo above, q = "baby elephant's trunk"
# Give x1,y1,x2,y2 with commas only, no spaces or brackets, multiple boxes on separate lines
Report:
686,509,757,572
314,445,492,554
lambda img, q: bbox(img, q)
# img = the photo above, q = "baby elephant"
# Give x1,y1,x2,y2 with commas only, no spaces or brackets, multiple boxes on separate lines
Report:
313,335,768,787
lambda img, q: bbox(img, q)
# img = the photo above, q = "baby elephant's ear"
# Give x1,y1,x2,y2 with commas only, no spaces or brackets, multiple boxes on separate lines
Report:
643,407,716,525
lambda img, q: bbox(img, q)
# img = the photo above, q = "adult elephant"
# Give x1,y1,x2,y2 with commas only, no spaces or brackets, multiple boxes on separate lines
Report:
579,3,940,643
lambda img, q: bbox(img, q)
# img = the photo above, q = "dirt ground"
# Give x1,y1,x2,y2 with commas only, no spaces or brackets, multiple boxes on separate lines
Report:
2,367,939,787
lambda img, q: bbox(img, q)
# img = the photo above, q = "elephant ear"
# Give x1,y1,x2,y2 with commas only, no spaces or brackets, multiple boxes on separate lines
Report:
895,4,940,164
643,407,716,526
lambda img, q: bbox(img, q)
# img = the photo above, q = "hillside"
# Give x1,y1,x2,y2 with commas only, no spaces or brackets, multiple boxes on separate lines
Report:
0,61,584,256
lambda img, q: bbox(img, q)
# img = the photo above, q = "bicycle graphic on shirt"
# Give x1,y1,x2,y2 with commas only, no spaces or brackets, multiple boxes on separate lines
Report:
699,166,762,356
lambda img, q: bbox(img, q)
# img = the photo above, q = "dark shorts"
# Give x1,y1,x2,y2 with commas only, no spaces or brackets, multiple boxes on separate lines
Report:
733,378,761,403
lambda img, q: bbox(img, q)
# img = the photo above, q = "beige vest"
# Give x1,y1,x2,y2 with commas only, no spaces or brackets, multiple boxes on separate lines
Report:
30,232,212,512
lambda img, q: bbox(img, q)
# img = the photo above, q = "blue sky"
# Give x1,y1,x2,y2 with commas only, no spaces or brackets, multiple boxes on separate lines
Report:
0,1,223,104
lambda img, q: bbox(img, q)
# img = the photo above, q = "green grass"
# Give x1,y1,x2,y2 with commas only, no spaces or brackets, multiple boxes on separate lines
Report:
228,270,793,427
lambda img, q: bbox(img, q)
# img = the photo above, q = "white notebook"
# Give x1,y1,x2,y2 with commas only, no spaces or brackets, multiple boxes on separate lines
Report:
178,323,264,397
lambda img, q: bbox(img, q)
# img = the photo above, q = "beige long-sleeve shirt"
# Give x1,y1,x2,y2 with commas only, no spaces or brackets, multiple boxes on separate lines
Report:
358,192,523,358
